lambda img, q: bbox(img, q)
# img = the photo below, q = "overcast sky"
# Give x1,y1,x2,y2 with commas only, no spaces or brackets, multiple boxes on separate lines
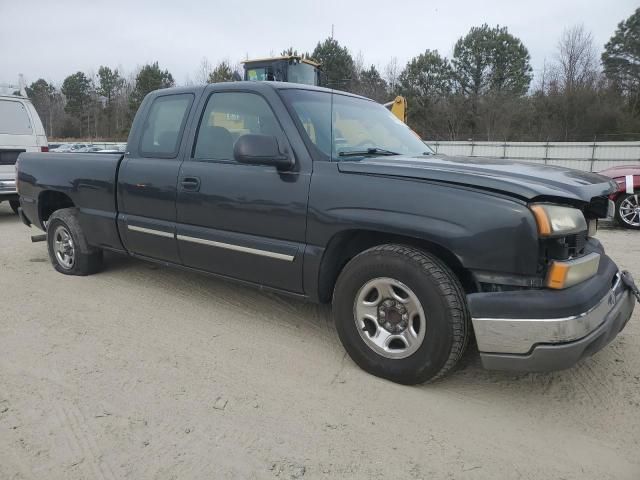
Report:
1,0,637,87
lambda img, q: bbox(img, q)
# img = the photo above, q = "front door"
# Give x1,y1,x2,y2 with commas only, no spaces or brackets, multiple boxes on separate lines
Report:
176,90,310,292
118,93,194,262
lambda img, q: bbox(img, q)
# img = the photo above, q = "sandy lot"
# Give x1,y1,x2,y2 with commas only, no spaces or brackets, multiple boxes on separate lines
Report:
0,202,639,480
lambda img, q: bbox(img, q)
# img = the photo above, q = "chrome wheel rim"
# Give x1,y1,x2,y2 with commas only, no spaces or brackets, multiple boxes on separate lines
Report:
53,225,75,269
619,194,640,227
353,277,426,359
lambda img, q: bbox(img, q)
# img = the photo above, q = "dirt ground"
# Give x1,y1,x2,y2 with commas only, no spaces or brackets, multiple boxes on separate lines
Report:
0,202,639,480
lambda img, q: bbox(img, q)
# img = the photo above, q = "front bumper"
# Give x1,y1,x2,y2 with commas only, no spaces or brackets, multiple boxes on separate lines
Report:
468,255,635,372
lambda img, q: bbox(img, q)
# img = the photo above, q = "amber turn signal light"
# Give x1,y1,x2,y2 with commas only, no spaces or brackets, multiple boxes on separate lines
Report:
545,253,600,290
530,205,551,236
546,262,569,289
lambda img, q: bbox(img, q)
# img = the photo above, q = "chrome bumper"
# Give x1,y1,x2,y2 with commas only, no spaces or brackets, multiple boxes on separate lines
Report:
472,272,630,355
0,178,17,195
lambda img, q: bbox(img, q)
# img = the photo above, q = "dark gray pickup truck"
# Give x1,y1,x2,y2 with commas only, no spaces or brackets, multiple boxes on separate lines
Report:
16,82,637,384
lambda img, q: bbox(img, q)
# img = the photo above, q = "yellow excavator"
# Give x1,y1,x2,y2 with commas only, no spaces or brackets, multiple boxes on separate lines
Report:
242,55,407,123
383,96,407,124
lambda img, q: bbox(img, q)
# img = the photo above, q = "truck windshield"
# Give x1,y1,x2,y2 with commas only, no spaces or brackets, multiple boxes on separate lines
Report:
287,63,316,85
246,67,271,81
281,89,430,160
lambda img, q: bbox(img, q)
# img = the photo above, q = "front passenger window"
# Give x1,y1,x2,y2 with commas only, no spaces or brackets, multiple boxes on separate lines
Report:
193,92,283,162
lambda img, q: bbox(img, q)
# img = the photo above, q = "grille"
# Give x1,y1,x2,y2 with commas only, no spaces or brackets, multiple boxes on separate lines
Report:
542,231,588,261
565,232,587,257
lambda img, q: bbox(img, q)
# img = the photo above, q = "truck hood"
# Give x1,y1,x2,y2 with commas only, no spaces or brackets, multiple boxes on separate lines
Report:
337,155,618,202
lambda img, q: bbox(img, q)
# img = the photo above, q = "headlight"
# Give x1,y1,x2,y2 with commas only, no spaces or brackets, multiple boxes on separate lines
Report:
530,204,587,237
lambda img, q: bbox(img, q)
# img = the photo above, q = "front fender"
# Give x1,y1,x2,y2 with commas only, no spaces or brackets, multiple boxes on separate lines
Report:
307,162,540,278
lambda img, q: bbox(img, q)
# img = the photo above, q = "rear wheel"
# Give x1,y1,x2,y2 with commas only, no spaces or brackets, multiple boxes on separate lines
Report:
332,244,470,384
615,192,640,230
46,208,103,275
9,200,19,215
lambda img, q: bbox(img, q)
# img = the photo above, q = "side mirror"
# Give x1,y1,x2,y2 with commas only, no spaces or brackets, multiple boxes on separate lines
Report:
233,134,293,170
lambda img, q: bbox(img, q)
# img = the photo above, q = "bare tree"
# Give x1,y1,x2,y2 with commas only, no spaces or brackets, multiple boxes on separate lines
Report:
547,25,601,140
553,24,598,92
353,50,365,78
384,57,400,93
195,57,213,84
534,59,549,93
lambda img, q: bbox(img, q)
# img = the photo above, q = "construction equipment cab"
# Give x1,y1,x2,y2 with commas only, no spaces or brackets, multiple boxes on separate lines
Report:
243,56,321,86
243,55,407,122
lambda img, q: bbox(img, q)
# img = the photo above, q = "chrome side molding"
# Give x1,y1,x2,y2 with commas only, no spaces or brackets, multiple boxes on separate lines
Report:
176,234,295,262
127,224,174,239
126,224,295,262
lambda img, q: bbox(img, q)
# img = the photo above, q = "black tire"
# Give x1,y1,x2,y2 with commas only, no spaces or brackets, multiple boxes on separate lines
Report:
615,192,640,230
46,208,103,275
333,244,469,385
9,200,19,215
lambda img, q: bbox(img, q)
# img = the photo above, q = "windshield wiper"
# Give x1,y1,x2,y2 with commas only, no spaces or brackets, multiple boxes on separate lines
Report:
338,147,400,157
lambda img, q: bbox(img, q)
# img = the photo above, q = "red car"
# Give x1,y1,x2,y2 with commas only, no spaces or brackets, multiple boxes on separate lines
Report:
599,165,640,229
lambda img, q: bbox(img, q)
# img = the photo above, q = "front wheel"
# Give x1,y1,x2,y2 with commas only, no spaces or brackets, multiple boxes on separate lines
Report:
46,208,103,275
615,192,640,229
332,244,470,384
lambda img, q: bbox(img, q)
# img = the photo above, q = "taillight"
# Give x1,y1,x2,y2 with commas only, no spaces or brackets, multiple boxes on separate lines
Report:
41,146,49,152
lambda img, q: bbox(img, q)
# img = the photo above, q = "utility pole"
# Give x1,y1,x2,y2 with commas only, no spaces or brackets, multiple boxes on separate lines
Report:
331,24,334,38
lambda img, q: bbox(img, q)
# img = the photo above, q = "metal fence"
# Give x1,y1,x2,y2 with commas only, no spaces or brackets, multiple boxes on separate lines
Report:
425,141,640,172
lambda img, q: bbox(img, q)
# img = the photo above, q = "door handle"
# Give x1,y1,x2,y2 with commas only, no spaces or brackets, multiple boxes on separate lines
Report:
181,177,200,191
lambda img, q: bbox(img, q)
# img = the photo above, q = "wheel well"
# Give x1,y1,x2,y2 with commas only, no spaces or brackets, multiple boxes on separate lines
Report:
317,230,476,303
38,191,75,224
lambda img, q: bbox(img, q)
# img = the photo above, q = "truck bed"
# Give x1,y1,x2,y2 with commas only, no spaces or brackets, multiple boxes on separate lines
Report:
17,152,125,250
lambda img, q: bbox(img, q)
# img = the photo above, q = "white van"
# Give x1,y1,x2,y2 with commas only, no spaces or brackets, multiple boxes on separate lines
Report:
0,93,48,213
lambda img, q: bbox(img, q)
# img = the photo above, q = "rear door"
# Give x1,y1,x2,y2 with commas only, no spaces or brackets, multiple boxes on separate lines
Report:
117,92,195,262
175,88,311,292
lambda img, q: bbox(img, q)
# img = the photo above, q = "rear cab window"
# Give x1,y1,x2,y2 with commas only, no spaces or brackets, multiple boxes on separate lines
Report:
140,94,193,158
0,100,33,135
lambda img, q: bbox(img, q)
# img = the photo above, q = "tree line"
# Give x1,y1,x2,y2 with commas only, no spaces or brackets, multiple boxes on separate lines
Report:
24,8,640,141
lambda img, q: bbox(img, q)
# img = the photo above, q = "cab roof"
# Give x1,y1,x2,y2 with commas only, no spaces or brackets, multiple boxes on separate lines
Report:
148,81,371,102
242,55,321,68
